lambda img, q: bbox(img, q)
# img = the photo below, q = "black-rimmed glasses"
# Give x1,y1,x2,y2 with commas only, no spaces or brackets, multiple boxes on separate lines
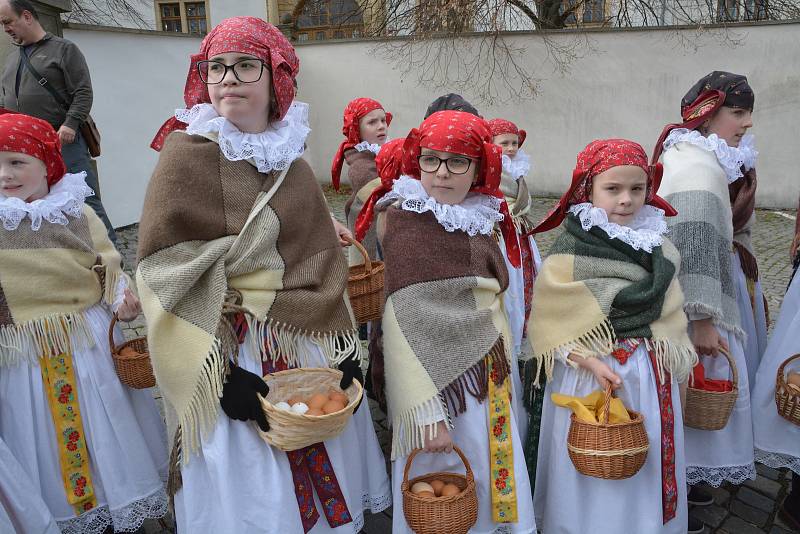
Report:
417,154,473,175
197,59,267,85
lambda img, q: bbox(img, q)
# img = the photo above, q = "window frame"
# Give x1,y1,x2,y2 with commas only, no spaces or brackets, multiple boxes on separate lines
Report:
155,0,211,35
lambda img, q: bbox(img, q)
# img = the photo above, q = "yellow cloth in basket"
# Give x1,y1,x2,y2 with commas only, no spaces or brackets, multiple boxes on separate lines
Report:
551,390,631,424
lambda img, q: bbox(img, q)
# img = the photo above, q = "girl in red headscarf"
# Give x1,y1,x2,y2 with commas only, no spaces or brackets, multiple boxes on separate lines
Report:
139,17,390,533
331,97,392,266
654,72,759,513
487,118,542,448
368,111,535,534
0,111,169,532
528,139,695,534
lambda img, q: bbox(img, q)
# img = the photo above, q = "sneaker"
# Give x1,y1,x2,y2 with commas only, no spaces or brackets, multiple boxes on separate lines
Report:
688,486,714,507
688,515,705,534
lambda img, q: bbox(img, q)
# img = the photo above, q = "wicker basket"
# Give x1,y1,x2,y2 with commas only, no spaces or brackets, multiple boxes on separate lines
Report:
345,236,384,324
684,347,738,431
401,446,478,534
566,385,649,480
109,314,156,389
258,367,363,451
775,354,800,427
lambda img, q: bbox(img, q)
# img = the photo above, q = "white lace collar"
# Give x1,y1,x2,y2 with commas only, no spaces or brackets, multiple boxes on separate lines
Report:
501,149,531,180
663,128,757,184
568,202,668,253
354,141,381,155
175,101,310,174
377,175,503,236
0,172,92,231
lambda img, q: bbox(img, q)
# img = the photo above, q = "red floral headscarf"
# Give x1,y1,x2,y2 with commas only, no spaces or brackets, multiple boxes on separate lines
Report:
151,17,299,151
533,138,676,234
487,118,526,148
402,111,520,267
354,137,404,241
0,109,66,187
331,97,392,190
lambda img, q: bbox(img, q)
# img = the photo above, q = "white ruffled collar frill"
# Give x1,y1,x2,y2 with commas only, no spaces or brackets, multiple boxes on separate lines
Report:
377,175,503,236
175,101,310,174
663,128,757,184
354,141,381,155
501,150,531,180
0,172,92,231
568,202,668,253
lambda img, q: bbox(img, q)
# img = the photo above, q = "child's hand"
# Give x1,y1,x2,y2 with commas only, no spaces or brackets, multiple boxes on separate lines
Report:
423,421,453,454
331,216,353,247
116,288,141,321
690,318,729,356
569,353,622,390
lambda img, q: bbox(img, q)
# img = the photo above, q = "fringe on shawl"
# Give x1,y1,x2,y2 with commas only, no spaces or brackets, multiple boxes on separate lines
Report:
644,338,699,384
0,312,94,367
530,319,616,385
391,338,511,460
684,301,747,343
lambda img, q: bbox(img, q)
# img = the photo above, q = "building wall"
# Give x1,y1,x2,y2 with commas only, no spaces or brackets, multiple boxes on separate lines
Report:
56,21,800,227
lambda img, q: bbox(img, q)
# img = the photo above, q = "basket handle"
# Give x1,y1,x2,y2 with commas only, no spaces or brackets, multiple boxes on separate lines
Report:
344,235,372,275
108,313,119,353
776,353,800,390
403,444,474,487
718,346,738,389
600,385,615,425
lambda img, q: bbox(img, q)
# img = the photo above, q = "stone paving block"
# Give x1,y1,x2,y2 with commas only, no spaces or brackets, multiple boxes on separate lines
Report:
769,526,794,534
745,476,784,499
740,487,781,513
691,503,728,528
731,498,770,527
720,515,769,534
363,510,393,533
757,464,783,482
707,484,733,507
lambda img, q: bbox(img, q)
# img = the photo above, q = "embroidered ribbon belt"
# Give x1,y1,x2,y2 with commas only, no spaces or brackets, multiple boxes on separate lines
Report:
611,339,677,524
40,345,97,515
488,357,518,523
236,313,353,534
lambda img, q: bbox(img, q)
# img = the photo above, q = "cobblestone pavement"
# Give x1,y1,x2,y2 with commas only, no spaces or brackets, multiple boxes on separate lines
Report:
119,188,798,534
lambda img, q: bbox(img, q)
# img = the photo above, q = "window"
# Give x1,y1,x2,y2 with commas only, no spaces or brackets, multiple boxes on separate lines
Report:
156,1,210,35
717,0,738,21
160,3,182,32
293,0,365,41
744,0,768,19
582,0,605,23
561,0,577,24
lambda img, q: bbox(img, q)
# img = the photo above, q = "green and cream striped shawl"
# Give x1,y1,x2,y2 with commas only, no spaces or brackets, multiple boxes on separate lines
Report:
658,141,744,339
528,215,696,383
379,205,512,459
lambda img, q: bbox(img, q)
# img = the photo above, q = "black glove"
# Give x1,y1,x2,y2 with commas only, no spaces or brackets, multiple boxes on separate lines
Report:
337,350,364,413
220,363,270,432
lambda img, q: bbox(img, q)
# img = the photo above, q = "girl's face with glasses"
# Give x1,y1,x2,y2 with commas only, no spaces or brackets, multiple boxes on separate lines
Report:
206,52,271,133
419,148,477,205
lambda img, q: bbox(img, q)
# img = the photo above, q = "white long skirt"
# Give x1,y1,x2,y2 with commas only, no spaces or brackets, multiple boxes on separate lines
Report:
0,435,60,534
684,324,756,486
752,270,800,475
733,252,768,390
500,233,542,440
534,345,687,534
390,380,536,534
174,337,392,533
0,304,169,534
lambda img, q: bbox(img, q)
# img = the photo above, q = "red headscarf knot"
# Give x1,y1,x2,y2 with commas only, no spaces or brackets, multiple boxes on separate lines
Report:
0,110,66,187
354,137,404,241
487,118,526,147
533,138,676,235
151,17,299,151
400,111,520,267
330,97,392,190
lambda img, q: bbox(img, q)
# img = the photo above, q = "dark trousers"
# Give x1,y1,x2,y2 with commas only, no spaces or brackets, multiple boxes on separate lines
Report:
61,130,118,244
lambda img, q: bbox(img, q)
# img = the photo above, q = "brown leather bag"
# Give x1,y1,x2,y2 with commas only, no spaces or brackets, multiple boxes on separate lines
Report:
80,116,101,158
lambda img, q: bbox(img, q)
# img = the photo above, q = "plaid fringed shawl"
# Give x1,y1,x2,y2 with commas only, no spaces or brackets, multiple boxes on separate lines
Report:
658,141,745,339
379,205,512,459
528,214,697,383
343,149,381,265
0,205,126,366
136,132,359,460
